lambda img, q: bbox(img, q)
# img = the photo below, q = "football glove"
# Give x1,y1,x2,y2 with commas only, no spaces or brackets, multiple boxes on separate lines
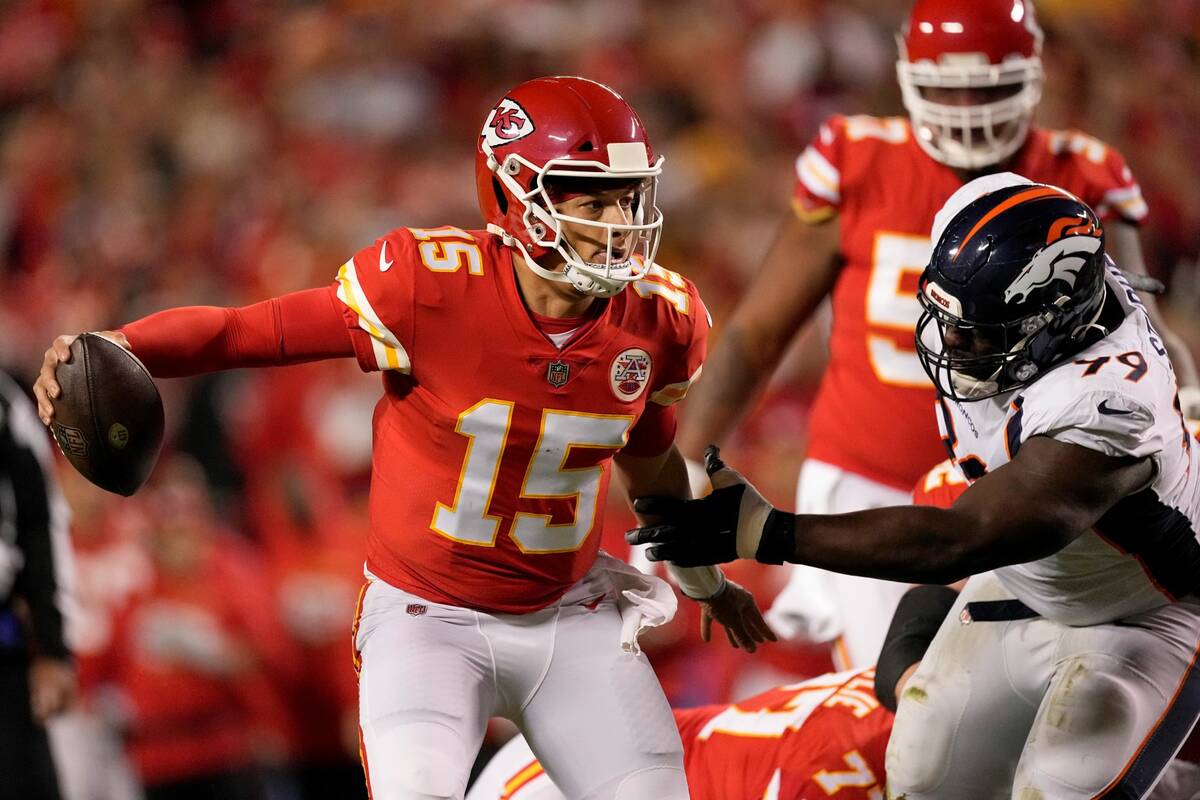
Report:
626,445,795,566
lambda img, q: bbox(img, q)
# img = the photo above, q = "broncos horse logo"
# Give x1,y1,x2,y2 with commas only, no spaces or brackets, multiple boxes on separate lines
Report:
1003,215,1103,304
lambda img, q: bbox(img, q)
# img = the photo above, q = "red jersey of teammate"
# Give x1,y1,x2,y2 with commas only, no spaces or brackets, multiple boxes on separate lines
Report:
496,668,892,799
793,116,1148,490
336,226,706,613
910,457,969,509
674,669,892,799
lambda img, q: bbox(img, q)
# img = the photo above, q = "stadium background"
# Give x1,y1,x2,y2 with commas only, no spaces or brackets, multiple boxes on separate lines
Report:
1,1,1198,797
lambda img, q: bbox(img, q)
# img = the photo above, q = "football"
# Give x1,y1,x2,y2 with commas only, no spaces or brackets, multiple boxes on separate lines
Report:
50,333,165,496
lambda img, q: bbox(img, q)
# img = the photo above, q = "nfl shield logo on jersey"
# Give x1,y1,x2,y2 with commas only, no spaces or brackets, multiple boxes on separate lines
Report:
610,348,652,402
546,361,570,388
406,604,426,616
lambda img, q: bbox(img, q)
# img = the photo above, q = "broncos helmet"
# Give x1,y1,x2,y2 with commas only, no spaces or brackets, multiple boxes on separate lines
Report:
916,181,1109,401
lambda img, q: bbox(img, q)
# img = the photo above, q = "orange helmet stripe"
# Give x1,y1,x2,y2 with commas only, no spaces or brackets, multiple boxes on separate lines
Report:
952,186,1065,262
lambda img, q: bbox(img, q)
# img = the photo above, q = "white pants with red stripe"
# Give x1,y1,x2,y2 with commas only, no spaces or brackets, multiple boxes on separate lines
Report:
354,563,688,800
765,459,913,669
886,572,1200,799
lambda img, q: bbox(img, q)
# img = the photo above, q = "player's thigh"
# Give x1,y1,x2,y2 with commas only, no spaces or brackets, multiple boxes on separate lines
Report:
465,734,564,800
515,601,687,800
356,582,498,800
794,459,909,514
886,574,1046,800
1013,602,1200,800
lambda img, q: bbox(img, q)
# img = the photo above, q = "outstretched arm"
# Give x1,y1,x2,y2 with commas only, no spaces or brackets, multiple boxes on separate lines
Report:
630,440,1154,585
614,443,776,652
675,212,841,461
35,286,353,424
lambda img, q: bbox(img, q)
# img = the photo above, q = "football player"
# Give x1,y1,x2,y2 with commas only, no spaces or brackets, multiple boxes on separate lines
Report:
676,0,1200,670
630,175,1200,798
466,580,964,800
33,77,775,800
468,666,895,800
465,462,970,800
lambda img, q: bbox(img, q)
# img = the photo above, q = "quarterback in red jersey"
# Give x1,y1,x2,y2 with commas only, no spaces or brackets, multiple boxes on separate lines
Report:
678,0,1200,670
34,77,774,800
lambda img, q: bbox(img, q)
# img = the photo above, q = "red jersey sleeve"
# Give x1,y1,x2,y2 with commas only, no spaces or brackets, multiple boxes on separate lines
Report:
1043,130,1149,225
120,287,353,378
334,227,422,373
646,269,710,407
792,115,847,222
621,266,708,456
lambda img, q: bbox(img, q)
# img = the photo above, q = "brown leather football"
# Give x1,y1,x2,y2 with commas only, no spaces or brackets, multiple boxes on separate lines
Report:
50,333,164,496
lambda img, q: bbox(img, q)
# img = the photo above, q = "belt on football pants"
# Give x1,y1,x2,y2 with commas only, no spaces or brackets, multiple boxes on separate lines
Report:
961,599,1040,622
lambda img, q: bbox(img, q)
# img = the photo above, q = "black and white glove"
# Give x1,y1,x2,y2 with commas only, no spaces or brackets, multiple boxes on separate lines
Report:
626,445,796,566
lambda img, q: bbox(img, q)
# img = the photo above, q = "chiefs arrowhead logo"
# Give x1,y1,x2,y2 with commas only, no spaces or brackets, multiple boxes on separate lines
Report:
482,99,535,148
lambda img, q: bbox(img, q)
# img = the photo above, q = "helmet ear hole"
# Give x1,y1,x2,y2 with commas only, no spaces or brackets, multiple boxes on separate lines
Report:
578,140,594,152
492,178,508,215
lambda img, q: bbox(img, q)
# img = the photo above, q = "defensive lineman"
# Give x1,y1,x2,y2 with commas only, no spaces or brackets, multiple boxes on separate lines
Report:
631,175,1200,798
35,77,775,800
677,0,1200,671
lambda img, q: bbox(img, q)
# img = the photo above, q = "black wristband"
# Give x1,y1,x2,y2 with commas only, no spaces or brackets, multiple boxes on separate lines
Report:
754,509,796,565
874,584,960,712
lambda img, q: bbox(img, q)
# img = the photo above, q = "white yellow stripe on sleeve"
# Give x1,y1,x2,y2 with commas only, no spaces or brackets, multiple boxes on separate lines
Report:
650,365,703,406
336,259,411,373
1099,184,1149,223
795,146,840,205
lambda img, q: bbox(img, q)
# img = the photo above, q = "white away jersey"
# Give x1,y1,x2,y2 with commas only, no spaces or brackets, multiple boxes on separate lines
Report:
937,267,1200,625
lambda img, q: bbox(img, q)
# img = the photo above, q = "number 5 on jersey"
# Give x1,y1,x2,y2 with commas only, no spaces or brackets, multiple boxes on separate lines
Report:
431,400,633,553
867,232,932,387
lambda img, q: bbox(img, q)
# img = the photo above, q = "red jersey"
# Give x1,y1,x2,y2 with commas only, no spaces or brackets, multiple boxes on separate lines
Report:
335,227,707,613
491,669,893,799
793,116,1148,490
910,457,969,509
675,669,892,799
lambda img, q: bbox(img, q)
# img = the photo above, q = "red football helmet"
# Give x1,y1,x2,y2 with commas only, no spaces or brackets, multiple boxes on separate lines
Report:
897,0,1044,170
475,76,664,297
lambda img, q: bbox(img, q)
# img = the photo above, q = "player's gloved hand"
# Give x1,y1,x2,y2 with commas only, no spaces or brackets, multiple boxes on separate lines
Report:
626,445,796,566
697,579,778,653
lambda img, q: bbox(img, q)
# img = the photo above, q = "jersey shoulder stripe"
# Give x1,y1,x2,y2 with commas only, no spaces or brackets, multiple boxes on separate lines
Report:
336,257,412,373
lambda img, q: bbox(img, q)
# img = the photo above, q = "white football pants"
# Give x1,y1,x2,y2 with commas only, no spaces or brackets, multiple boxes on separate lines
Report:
886,572,1200,799
765,459,913,669
354,564,688,800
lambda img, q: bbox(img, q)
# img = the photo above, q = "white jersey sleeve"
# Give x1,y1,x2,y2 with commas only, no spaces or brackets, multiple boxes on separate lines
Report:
1022,378,1164,460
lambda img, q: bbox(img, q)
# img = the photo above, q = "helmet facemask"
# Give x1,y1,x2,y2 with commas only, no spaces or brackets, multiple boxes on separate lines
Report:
483,143,664,298
917,289,1058,400
916,277,1106,402
898,49,1043,170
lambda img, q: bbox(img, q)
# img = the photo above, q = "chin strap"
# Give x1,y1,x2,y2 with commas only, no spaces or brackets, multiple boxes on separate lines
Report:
488,224,630,298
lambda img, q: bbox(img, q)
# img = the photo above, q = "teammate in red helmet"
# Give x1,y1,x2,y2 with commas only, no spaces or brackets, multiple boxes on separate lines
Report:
34,76,774,800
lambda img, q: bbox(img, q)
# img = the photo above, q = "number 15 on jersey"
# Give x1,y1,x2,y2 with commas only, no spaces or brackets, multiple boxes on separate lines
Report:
431,400,634,554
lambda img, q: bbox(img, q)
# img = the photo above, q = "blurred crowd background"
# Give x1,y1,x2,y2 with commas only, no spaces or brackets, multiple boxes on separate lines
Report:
1,0,1198,797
